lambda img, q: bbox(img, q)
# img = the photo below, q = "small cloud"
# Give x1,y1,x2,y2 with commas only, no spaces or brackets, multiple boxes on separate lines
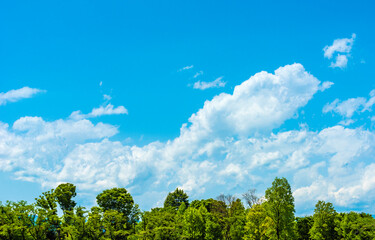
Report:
323,34,356,69
324,34,356,59
330,54,348,69
338,119,355,126
193,71,204,78
70,104,128,120
0,87,45,106
178,65,194,72
100,81,103,86
319,81,334,91
103,94,112,101
193,77,226,90
323,97,366,118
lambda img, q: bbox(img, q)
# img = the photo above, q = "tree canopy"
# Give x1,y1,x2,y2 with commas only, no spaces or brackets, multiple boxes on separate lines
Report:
1,178,374,240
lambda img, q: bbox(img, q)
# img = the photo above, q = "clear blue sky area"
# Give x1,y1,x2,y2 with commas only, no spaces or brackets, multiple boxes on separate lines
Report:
0,0,375,215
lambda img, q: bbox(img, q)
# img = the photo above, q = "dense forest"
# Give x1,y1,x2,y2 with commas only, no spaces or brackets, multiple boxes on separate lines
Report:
1,177,374,239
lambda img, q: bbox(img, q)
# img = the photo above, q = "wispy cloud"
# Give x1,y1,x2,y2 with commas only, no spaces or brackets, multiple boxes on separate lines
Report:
323,34,356,68
178,65,194,72
70,104,128,120
193,71,204,78
0,87,45,106
193,77,226,90
103,94,112,101
323,89,375,119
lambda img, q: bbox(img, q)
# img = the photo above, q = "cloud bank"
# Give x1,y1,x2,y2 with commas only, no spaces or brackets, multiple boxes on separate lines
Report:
1,64,375,215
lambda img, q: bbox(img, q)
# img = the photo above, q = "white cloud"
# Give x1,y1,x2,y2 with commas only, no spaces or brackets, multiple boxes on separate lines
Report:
193,77,226,90
178,65,194,71
323,89,375,118
70,104,128,120
324,34,356,59
193,71,204,78
0,87,45,106
319,81,334,91
103,94,112,101
323,34,356,69
323,97,367,118
330,54,348,68
2,63,375,214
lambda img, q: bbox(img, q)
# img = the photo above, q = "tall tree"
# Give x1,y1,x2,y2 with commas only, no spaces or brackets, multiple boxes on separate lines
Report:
164,188,189,210
35,189,61,240
244,203,269,240
309,201,338,240
264,177,295,240
54,183,77,213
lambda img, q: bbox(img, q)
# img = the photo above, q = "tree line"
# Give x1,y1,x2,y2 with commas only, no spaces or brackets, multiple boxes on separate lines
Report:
1,177,374,239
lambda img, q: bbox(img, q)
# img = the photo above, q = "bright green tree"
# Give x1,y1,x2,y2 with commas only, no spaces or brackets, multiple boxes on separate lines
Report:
244,203,269,240
335,211,375,239
183,207,205,239
264,177,295,240
309,200,338,240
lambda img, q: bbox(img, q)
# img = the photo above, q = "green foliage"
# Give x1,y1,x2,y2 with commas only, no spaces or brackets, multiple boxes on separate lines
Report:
244,203,268,240
137,207,182,239
96,188,135,216
183,207,205,239
335,211,375,239
309,200,338,240
164,188,189,211
264,177,295,240
0,178,374,240
55,183,77,212
295,216,313,240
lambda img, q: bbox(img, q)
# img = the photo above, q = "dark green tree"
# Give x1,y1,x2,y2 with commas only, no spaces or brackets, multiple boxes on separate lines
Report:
54,183,77,213
164,188,189,211
295,216,313,240
96,188,135,216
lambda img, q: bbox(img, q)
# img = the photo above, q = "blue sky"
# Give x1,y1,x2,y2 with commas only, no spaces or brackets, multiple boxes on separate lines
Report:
1,0,375,215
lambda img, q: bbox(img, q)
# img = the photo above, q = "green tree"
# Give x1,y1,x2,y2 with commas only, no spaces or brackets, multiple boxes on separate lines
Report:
183,207,205,239
54,183,77,213
228,199,246,240
264,177,295,240
137,207,182,239
96,188,135,216
35,189,61,240
96,188,139,238
309,200,338,240
164,188,189,211
86,206,105,240
244,203,269,240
